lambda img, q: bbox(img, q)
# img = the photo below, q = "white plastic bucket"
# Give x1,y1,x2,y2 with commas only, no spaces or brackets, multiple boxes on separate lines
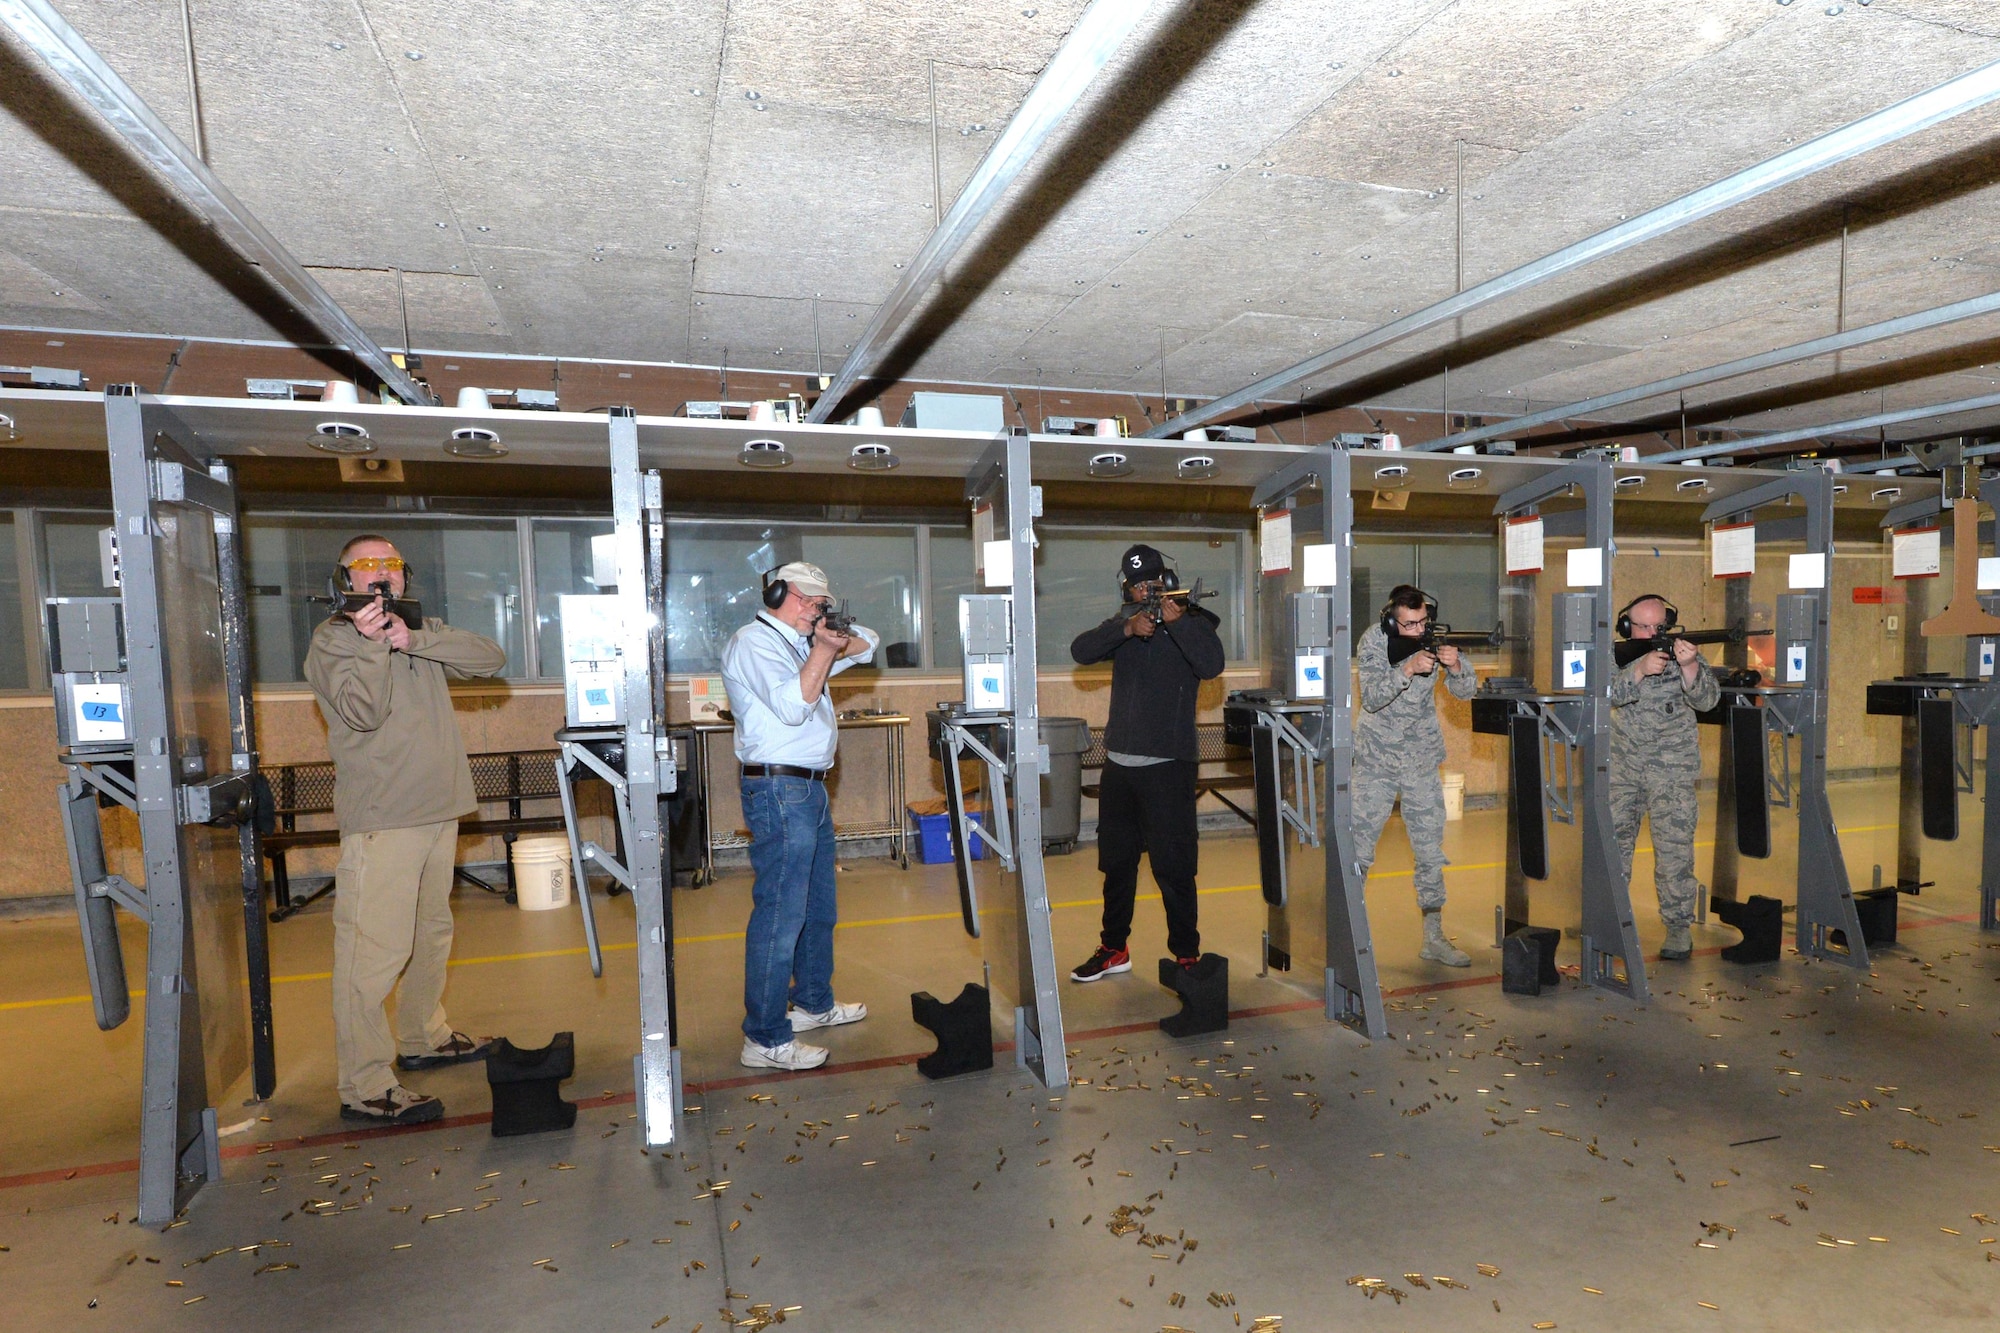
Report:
1441,772,1465,822
511,834,572,911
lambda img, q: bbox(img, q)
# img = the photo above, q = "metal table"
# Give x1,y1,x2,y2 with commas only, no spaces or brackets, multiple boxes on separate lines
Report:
691,712,911,881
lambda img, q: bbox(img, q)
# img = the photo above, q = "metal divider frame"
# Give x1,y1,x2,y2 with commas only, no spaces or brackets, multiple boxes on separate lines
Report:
967,432,1069,1090
1491,458,1649,1003
609,408,682,1147
1249,447,1386,1038
1701,471,1870,966
98,388,258,1223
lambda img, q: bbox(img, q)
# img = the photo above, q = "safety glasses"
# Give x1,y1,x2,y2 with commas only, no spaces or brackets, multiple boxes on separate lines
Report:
344,556,407,573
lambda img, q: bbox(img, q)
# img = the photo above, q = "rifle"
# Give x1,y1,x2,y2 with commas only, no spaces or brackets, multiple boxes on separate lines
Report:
311,581,424,633
1118,577,1218,624
1384,621,1505,666
814,600,858,635
1612,625,1772,669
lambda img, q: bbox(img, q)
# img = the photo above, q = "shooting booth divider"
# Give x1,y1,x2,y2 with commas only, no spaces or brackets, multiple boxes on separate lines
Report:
1476,457,1650,1002
1867,470,2000,935
56,387,274,1225
929,432,1070,1087
1240,447,1386,1038
1699,470,1870,966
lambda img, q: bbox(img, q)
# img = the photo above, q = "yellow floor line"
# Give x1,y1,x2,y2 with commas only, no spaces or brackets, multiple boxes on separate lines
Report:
0,817,1937,1013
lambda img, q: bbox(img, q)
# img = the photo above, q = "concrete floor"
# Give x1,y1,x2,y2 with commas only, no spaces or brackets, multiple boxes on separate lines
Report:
3,779,1998,1329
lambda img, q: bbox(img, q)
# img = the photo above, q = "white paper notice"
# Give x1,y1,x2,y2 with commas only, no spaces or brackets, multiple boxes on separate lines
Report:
1293,653,1326,700
1711,522,1755,579
1786,645,1808,684
1561,649,1589,688
1980,557,2000,591
1788,552,1827,590
1893,527,1941,579
1982,641,1996,679
982,539,1013,588
1300,543,1339,588
1567,546,1604,588
972,502,995,577
1260,508,1292,575
1505,517,1544,575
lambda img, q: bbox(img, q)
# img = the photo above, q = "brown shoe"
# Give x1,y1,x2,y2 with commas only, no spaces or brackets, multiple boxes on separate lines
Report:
396,1031,494,1071
340,1085,444,1125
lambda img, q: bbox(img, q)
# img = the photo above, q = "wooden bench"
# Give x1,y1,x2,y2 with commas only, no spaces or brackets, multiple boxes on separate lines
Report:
1079,722,1256,826
263,750,569,921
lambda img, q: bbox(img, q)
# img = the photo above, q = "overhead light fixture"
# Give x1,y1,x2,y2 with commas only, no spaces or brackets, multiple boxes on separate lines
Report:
311,421,375,454
0,411,16,443
1088,451,1133,478
445,426,506,458
1373,463,1410,488
1181,428,1209,443
442,384,506,456
1832,483,1849,496
1446,466,1483,489
740,438,792,468
1615,474,1645,490
1675,477,1711,494
1872,486,1903,502
847,406,898,470
1177,454,1218,480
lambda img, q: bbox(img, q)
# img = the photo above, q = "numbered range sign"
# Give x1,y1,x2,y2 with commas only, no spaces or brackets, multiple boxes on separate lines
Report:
71,683,128,742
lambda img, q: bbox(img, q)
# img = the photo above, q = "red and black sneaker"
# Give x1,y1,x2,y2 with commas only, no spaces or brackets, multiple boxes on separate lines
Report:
1174,955,1201,972
1070,946,1132,983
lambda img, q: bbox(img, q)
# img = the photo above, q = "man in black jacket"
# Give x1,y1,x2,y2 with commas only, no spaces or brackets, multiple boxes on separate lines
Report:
1067,544,1226,982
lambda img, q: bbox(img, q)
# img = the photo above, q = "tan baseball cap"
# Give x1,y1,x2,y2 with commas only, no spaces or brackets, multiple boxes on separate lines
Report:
769,561,831,599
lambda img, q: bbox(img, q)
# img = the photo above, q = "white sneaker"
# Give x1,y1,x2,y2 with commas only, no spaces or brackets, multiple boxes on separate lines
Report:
789,1000,868,1031
740,1038,829,1071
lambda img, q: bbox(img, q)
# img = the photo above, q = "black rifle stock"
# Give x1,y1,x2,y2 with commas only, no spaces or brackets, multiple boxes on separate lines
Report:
1612,626,1771,669
1384,621,1505,667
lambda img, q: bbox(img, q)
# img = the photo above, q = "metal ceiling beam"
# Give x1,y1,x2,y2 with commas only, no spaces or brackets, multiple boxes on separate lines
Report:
1141,57,2000,440
805,0,1156,424
1647,390,2000,465
1414,290,2000,453
0,0,434,405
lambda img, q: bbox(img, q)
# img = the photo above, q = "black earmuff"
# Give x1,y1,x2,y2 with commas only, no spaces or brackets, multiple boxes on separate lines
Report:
761,572,790,610
1615,594,1679,639
1379,590,1440,638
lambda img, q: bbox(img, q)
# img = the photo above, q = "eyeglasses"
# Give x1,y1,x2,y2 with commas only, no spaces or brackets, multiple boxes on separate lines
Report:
344,556,406,573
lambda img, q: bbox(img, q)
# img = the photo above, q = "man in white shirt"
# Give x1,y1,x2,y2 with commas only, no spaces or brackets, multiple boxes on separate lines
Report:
720,561,881,1070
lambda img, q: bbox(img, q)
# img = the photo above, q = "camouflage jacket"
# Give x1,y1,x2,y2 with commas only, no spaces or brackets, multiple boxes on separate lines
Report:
1608,652,1720,763
1354,623,1478,770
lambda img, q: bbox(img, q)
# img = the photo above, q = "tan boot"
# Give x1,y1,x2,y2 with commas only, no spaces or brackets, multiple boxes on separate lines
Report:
1419,911,1471,967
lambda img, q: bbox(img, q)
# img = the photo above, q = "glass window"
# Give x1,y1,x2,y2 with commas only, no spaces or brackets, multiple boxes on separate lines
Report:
1035,530,1244,666
1350,537,1498,650
0,514,26,689
665,522,919,673
242,517,526,682
43,513,116,597
929,528,976,669
531,519,616,677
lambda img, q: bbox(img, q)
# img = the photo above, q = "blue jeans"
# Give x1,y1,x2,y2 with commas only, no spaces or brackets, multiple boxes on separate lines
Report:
740,776,839,1048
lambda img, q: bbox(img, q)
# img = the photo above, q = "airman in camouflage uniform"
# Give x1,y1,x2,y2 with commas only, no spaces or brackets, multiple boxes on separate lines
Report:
1354,585,1481,967
1608,594,1720,960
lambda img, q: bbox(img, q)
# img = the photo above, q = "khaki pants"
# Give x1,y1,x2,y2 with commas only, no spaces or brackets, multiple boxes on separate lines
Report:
332,821,458,1105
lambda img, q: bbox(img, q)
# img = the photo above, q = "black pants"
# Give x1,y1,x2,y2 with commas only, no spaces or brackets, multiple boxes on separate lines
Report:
1097,759,1200,959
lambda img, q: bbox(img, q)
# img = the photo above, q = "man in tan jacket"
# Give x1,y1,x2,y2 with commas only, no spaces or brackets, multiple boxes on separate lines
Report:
306,535,508,1124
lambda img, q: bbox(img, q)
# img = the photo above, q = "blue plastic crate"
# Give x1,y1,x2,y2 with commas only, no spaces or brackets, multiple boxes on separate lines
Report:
909,808,985,864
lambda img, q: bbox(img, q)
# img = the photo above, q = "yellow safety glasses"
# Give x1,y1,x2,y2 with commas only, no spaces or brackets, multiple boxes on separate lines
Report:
344,556,407,573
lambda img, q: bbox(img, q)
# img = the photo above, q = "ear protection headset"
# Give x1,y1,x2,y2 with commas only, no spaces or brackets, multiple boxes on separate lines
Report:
761,568,803,610
1615,593,1679,639
1380,589,1439,638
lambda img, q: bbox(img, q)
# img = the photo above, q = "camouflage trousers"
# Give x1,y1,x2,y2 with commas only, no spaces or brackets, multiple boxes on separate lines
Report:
1351,763,1449,912
1610,758,1701,927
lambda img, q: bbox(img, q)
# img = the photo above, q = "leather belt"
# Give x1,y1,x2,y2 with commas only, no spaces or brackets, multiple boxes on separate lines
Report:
740,763,829,781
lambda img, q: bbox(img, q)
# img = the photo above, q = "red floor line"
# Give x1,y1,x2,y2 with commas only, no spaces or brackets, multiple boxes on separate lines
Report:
9,909,1982,1193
